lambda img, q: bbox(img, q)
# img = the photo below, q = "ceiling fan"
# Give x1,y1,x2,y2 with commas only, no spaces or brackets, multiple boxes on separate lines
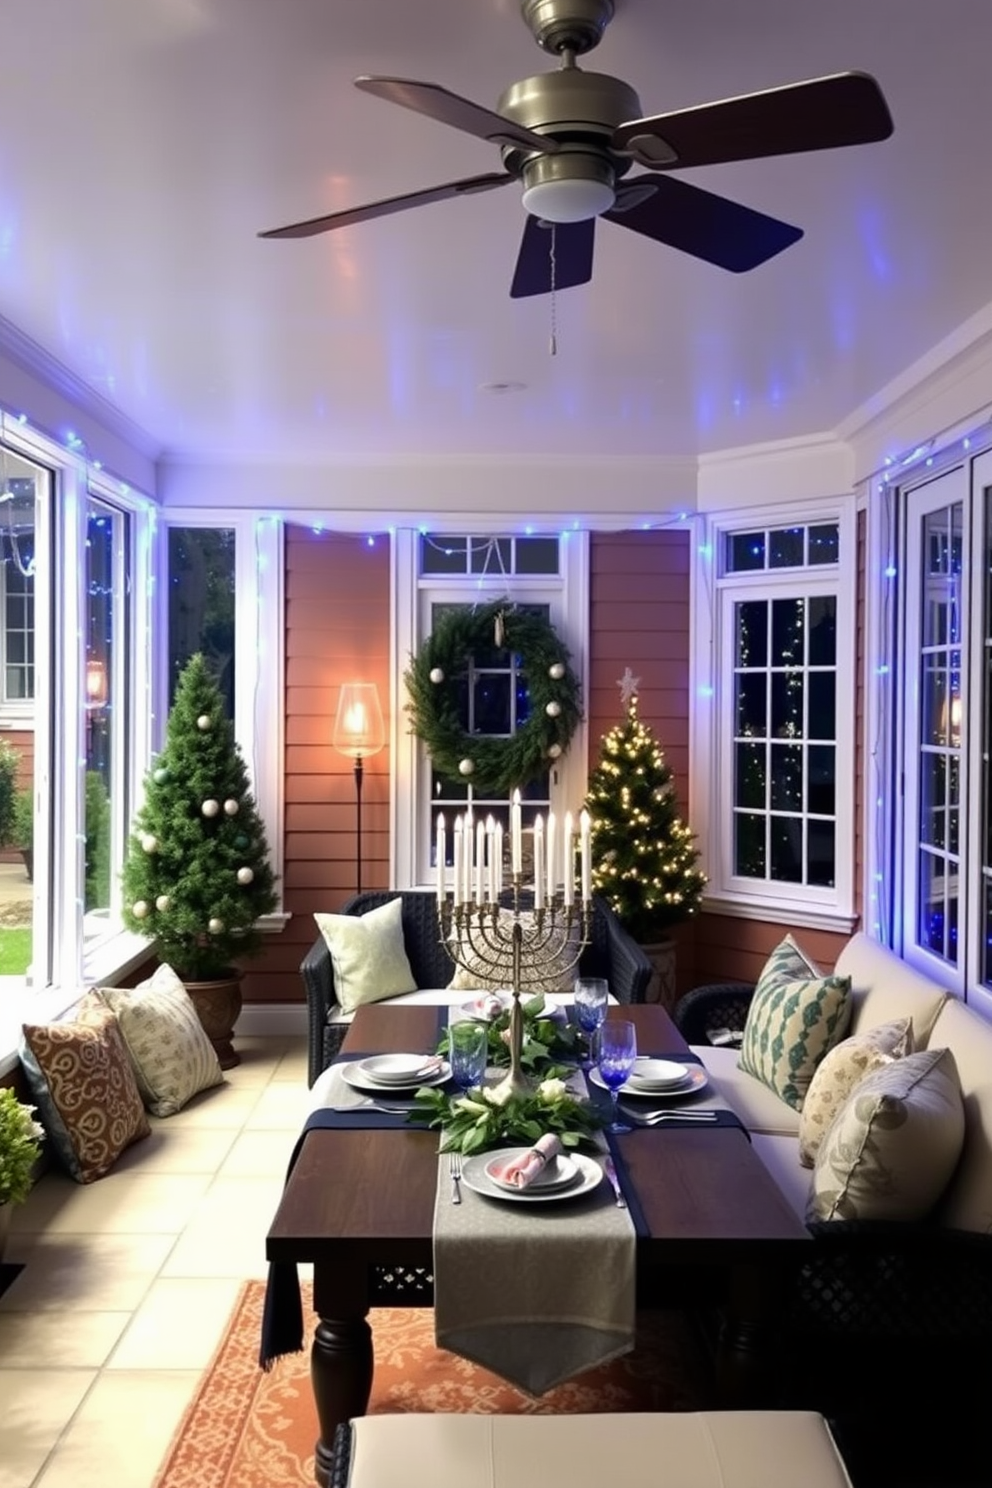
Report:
259,0,893,298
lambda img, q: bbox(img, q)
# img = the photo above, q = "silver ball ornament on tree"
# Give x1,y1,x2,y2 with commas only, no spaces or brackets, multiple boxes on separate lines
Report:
208,917,225,934
201,799,220,818
155,894,171,912
140,833,158,853
197,714,212,731
223,798,240,816
237,866,254,885
429,667,445,684
132,900,149,919
458,758,475,777
545,700,562,718
549,662,566,680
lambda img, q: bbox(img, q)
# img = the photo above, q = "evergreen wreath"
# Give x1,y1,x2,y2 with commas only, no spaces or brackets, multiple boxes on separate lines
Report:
404,598,582,794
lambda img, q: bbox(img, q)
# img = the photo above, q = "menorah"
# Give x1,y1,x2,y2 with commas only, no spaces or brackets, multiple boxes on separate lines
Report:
436,791,593,1098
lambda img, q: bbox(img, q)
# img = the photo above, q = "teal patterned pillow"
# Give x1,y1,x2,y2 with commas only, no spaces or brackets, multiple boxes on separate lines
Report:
739,939,851,1110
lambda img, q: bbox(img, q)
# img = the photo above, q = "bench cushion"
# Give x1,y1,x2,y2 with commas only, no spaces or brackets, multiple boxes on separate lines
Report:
343,1412,854,1488
836,933,947,1046
929,996,992,1232
692,1045,801,1137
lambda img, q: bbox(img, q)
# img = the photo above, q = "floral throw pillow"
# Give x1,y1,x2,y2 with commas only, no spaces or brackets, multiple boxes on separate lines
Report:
798,1016,914,1167
20,992,150,1183
738,936,851,1111
95,964,224,1117
808,1047,965,1223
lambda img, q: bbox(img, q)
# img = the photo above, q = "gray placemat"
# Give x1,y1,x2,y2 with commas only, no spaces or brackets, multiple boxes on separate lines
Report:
432,1139,635,1395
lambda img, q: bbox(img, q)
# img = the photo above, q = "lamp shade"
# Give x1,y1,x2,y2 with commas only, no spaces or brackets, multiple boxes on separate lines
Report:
334,682,385,760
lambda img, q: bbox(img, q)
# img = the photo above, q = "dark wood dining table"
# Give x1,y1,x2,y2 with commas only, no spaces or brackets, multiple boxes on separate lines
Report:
265,1002,808,1486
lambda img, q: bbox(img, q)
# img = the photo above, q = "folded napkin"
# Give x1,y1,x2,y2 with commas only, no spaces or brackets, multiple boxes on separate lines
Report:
488,1133,562,1189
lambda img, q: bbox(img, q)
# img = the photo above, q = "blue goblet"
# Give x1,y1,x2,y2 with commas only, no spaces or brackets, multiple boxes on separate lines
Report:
574,977,608,1068
594,1021,637,1132
449,1019,488,1093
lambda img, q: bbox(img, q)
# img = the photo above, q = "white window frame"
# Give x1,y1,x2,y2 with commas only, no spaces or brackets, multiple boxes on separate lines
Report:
155,510,286,918
691,499,857,932
393,527,589,890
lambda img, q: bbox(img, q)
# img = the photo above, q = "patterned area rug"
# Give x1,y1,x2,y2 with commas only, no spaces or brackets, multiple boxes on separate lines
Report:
154,1281,713,1488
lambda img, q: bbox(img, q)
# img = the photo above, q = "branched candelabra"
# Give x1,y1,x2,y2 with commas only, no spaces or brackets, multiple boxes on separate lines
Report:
436,792,593,1098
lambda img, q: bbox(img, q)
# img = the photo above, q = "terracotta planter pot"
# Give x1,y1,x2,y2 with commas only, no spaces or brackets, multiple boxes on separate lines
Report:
183,971,244,1069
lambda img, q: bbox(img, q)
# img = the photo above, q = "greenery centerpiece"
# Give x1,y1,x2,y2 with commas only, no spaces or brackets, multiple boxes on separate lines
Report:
412,1077,607,1155
438,993,586,1071
0,1087,44,1209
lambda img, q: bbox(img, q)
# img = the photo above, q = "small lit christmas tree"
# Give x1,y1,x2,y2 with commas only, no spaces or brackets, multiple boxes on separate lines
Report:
584,670,706,942
120,653,277,981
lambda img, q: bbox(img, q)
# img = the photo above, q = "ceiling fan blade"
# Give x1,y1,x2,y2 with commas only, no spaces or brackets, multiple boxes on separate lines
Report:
613,71,893,170
355,76,558,155
509,216,595,299
259,172,513,240
603,173,802,272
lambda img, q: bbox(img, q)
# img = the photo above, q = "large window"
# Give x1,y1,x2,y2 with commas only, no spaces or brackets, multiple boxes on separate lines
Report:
692,506,856,927
899,448,992,1014
393,529,588,890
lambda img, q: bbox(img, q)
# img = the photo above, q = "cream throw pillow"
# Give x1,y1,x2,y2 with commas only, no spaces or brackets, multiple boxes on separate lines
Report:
738,936,851,1111
798,1016,914,1167
446,909,579,993
808,1047,965,1223
96,964,224,1117
315,898,417,1015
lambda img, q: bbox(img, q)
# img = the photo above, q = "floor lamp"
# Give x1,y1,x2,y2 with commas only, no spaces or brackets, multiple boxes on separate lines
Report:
333,682,385,894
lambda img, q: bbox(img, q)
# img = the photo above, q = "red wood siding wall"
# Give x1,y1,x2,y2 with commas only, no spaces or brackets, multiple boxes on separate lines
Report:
243,526,391,1006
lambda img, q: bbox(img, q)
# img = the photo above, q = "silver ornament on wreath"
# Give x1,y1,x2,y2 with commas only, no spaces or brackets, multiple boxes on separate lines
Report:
549,662,565,680
429,667,445,684
458,758,475,777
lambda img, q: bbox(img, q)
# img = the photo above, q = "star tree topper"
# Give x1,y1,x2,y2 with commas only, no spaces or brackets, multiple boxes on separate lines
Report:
617,667,641,706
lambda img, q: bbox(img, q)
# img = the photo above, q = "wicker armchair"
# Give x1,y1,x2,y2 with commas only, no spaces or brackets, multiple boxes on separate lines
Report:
303,889,652,1087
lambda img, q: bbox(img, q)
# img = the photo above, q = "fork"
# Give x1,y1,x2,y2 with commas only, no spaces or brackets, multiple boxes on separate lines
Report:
449,1151,462,1204
625,1107,719,1125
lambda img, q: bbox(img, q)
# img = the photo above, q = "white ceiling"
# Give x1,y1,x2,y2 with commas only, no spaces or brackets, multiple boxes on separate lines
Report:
1,0,990,467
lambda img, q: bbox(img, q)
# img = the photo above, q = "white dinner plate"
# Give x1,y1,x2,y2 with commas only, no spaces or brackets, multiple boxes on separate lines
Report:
484,1148,581,1194
625,1058,689,1090
461,1151,603,1204
340,1060,451,1093
589,1064,709,1100
356,1054,445,1085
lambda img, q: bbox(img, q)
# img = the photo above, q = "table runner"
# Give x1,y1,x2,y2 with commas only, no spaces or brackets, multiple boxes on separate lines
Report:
432,1137,637,1396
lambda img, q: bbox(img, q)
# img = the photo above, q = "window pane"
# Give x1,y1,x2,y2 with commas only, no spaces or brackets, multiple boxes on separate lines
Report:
168,528,236,715
769,527,804,568
808,672,836,741
735,601,767,667
772,597,804,665
515,537,559,575
2,476,35,703
770,744,803,811
734,812,765,876
808,596,836,665
807,821,835,886
808,524,839,565
808,746,836,815
85,502,115,917
770,817,804,881
470,537,512,575
735,742,765,809
421,535,468,575
728,532,765,572
472,674,511,735
771,671,804,739
735,672,766,736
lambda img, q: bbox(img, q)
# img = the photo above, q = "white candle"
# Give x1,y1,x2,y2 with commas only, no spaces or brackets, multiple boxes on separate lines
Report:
494,822,504,896
533,815,545,910
463,808,474,904
486,817,496,903
580,809,592,902
452,817,463,907
436,814,446,903
546,810,557,902
475,820,486,905
510,789,522,876
562,811,574,907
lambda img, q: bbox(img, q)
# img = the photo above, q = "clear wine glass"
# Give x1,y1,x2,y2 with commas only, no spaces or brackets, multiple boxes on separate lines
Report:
449,1019,488,1093
594,1021,637,1132
574,977,609,1068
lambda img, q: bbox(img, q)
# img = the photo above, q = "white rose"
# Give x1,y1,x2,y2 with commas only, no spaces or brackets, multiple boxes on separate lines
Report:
538,1078,568,1104
484,1083,514,1107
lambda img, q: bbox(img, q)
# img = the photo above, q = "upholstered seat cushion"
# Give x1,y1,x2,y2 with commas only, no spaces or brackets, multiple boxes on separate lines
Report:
339,1412,854,1488
692,1045,801,1137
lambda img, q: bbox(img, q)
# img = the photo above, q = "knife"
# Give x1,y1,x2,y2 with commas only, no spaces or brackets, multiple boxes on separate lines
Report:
603,1155,626,1208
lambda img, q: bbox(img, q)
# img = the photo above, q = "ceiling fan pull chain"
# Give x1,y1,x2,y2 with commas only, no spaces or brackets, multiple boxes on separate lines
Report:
549,224,558,356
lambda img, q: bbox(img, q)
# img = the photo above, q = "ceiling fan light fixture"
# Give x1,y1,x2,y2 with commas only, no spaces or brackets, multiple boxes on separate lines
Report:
520,151,615,223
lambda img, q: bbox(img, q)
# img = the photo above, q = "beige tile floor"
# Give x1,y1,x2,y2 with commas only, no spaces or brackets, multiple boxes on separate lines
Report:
0,1034,313,1488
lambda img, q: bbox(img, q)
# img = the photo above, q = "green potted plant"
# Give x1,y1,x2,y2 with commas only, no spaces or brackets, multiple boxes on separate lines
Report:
0,1087,44,1260
0,739,18,851
120,653,278,1068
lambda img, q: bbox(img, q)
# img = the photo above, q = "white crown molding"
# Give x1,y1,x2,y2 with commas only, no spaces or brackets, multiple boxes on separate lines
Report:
0,313,162,462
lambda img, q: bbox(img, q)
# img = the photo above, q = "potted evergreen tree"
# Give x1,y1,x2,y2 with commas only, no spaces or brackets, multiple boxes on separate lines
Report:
584,681,706,1009
120,653,278,1066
